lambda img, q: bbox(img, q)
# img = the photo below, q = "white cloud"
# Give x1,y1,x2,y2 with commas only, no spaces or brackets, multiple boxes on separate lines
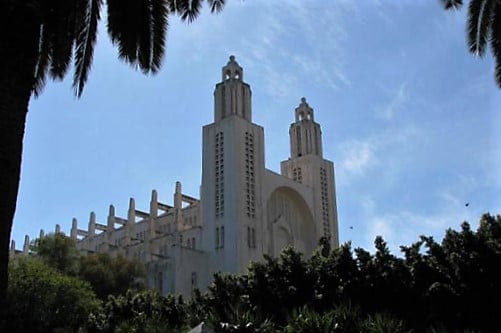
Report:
370,216,395,241
360,179,483,254
377,81,408,120
238,1,353,97
336,124,423,188
363,209,458,253
339,140,376,176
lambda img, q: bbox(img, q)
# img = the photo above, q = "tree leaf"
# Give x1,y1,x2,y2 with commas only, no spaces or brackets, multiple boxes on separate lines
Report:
439,0,463,10
467,0,496,57
73,0,103,97
208,0,225,13
490,5,501,86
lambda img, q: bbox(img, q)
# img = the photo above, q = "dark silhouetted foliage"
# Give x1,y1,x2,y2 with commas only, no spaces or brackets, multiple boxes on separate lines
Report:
440,0,501,88
88,289,189,333
0,3,226,325
196,213,501,332
7,214,500,332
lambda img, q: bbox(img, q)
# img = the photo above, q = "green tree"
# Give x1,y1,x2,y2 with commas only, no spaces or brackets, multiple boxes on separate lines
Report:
80,252,145,299
353,237,411,318
34,232,81,275
309,242,358,311
439,0,501,87
26,233,145,299
0,0,226,321
6,256,99,332
245,247,316,325
400,214,501,331
198,213,501,332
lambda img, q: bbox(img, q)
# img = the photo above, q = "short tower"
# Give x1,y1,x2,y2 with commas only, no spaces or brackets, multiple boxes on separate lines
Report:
213,55,252,122
281,97,339,247
290,97,323,158
222,55,243,81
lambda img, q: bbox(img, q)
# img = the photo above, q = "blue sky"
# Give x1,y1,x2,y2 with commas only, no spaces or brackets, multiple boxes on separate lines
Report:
12,0,501,254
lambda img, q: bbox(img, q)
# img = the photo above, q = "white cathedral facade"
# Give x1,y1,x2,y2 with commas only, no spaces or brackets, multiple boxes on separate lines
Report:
15,56,339,296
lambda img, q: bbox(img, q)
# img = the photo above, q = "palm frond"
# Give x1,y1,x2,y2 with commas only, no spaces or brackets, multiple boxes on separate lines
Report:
106,0,122,42
490,5,501,87
439,0,463,10
150,0,168,73
467,0,496,57
138,0,153,73
177,0,203,23
33,24,52,97
49,0,76,79
166,0,179,12
107,0,141,66
208,0,225,13
107,0,168,73
73,0,103,97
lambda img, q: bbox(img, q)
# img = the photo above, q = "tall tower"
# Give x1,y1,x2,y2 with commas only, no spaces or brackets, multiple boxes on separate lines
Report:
281,98,339,247
201,56,265,275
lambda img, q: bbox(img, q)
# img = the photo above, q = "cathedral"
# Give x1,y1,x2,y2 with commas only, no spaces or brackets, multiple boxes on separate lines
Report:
16,56,339,296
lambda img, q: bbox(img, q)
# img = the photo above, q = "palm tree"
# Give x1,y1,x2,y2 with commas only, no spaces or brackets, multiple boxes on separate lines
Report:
439,0,501,87
0,0,225,326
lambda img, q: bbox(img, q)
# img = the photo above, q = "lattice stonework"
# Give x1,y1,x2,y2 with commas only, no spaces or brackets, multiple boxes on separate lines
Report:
215,132,225,217
320,167,330,237
245,132,256,218
293,167,302,183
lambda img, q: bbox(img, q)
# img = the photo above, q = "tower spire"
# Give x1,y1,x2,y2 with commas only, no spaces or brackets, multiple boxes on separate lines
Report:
295,97,314,122
289,97,323,158
222,55,243,81
213,55,252,122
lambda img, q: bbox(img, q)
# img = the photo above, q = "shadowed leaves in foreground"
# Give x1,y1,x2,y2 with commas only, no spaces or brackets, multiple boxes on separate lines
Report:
440,0,501,87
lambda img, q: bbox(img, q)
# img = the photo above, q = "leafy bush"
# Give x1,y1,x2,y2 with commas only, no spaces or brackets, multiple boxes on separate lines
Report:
89,289,188,333
6,257,100,332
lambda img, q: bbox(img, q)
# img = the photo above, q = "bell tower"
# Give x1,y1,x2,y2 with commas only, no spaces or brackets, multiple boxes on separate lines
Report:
213,55,252,122
201,56,265,275
290,97,323,158
281,98,339,247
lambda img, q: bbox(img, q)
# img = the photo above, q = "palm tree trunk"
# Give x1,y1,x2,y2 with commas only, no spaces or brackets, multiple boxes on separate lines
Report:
0,82,30,328
0,3,41,329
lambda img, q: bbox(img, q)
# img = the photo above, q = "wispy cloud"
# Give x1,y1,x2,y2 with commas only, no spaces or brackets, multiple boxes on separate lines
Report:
284,1,353,90
339,140,376,176
377,81,408,120
336,124,423,187
225,1,354,99
363,203,473,254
